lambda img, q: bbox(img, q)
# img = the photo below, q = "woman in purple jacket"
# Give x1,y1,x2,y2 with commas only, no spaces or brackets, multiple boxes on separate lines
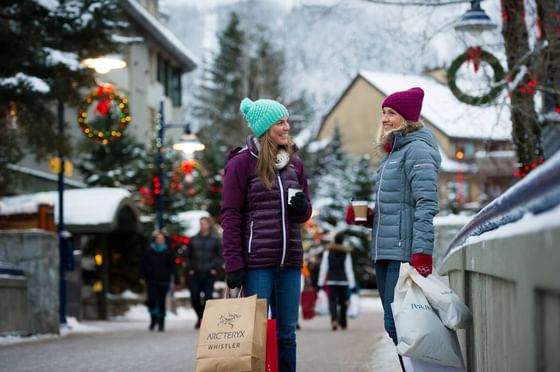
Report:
221,97,312,372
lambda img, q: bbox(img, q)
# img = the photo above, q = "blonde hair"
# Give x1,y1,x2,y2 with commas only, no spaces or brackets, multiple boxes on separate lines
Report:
256,132,295,190
375,116,423,154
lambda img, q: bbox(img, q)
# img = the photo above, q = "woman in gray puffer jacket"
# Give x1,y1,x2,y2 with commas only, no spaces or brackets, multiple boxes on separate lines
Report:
348,87,440,370
221,97,312,372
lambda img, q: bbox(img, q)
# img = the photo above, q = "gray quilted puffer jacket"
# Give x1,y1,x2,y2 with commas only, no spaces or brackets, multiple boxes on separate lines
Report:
371,126,441,262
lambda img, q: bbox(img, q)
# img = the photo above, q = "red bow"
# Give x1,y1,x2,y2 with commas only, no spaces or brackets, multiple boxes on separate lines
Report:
466,46,482,73
94,84,114,116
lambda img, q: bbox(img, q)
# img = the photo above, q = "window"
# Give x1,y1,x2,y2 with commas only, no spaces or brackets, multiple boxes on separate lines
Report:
171,68,182,107
464,142,475,158
156,54,182,106
157,53,164,84
447,180,470,202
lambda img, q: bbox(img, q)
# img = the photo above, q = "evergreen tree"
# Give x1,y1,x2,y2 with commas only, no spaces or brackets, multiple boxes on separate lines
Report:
0,0,126,195
351,154,376,201
77,135,151,190
312,125,353,228
193,12,313,219
193,13,247,217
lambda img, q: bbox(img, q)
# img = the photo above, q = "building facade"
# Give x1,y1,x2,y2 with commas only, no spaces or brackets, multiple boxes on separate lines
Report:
318,70,516,211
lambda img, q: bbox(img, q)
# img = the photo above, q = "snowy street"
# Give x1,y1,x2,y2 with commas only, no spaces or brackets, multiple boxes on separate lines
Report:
0,296,400,372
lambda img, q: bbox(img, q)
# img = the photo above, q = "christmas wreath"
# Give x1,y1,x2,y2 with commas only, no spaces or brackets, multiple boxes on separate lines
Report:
447,47,505,106
78,84,131,144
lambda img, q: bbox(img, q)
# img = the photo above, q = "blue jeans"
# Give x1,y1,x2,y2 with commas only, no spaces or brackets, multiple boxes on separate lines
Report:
244,268,300,372
375,260,402,345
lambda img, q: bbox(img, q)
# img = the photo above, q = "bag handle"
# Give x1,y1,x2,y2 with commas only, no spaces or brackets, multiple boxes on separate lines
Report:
224,287,244,299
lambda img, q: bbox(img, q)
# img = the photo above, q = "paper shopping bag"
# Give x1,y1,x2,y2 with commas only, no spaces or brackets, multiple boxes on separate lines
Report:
300,289,317,320
406,266,472,330
195,295,267,372
392,265,465,369
265,319,278,372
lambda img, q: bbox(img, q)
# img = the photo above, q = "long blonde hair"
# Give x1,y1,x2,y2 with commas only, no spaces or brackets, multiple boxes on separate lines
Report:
256,132,295,190
375,117,423,154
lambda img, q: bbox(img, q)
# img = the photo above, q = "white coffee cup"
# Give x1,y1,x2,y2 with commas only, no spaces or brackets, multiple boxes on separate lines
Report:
352,200,369,221
288,187,303,205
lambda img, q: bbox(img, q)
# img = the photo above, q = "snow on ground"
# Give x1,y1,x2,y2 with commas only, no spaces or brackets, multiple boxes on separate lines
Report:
0,333,59,346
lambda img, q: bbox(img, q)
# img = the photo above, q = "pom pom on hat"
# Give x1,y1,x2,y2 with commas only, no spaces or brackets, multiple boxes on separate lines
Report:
382,87,424,122
239,97,289,137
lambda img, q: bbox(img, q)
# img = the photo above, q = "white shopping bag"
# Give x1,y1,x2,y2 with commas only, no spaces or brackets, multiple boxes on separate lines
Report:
403,356,466,372
392,264,465,369
407,267,472,330
347,293,360,319
314,289,329,316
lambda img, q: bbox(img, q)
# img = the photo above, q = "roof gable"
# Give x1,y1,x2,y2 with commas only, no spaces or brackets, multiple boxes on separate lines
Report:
359,70,511,141
122,0,199,71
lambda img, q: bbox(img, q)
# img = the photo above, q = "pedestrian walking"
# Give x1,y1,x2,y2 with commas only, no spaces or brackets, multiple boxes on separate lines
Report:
221,97,312,372
317,232,357,331
186,216,223,329
347,87,440,369
140,230,178,332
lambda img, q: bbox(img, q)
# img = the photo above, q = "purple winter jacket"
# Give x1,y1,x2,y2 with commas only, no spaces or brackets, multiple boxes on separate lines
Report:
221,136,312,273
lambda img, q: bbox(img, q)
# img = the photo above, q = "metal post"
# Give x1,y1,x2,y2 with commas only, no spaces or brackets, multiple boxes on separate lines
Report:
156,100,165,230
57,97,67,325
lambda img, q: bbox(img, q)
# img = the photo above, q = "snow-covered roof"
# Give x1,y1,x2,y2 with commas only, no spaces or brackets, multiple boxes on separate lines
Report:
121,0,199,71
0,188,139,233
359,70,512,141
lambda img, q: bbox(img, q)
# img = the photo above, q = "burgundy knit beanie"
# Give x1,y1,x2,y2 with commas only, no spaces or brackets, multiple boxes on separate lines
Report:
381,87,424,121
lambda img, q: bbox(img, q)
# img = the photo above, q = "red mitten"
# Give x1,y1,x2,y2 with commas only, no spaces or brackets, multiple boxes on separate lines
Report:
411,253,432,277
345,204,355,224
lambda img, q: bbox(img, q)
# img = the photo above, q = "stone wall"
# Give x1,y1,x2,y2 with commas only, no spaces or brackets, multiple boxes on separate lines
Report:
0,231,59,335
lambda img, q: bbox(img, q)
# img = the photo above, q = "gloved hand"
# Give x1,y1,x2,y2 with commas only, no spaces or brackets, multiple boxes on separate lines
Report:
225,269,244,289
411,253,432,277
317,286,323,292
350,287,358,294
288,191,308,218
345,204,374,227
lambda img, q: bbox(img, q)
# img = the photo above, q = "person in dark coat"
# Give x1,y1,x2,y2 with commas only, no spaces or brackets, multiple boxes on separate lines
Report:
186,216,223,329
347,87,441,370
140,230,177,332
221,97,312,372
317,232,356,331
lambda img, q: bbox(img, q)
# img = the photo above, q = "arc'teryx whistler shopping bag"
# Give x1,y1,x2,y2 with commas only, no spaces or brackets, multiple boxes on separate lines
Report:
195,295,267,372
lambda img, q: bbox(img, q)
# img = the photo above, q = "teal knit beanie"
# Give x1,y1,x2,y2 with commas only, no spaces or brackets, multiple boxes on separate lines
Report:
240,97,289,137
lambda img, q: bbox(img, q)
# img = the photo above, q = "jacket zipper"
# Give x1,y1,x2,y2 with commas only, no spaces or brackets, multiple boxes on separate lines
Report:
277,172,288,266
248,220,254,253
374,137,396,262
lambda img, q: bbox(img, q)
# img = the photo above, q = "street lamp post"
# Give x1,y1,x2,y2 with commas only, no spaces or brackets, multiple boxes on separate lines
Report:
57,96,67,326
156,100,205,230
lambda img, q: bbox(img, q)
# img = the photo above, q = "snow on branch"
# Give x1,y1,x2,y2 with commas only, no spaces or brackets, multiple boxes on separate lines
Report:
0,73,50,93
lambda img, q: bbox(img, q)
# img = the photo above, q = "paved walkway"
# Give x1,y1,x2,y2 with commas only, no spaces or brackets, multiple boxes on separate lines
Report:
0,297,401,372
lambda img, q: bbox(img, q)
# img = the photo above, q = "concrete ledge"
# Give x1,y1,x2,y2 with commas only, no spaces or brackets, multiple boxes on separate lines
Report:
440,226,560,372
